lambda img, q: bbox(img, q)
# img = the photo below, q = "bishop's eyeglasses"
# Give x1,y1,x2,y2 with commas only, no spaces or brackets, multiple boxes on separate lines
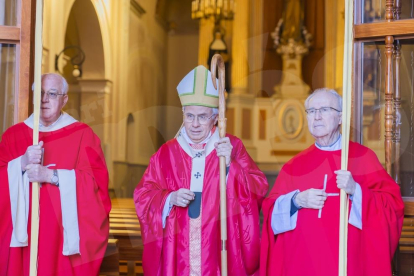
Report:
305,107,341,117
183,113,216,124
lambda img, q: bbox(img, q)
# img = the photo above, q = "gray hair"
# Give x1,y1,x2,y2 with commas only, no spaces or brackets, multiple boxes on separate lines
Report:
182,106,219,115
31,73,69,94
305,88,342,111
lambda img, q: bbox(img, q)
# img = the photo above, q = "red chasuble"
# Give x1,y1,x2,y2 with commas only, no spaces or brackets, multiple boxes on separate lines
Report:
0,122,111,276
260,142,404,276
134,134,268,276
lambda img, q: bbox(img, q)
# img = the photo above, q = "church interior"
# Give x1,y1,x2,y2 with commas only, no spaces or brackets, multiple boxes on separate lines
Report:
2,0,414,274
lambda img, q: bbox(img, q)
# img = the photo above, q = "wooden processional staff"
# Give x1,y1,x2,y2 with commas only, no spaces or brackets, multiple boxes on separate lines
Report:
339,0,354,275
30,0,44,275
210,54,228,276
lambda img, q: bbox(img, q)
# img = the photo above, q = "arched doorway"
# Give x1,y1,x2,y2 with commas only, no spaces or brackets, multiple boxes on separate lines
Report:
58,0,113,193
60,0,112,155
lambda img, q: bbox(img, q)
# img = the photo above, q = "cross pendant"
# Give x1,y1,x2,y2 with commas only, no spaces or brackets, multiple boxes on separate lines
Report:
318,174,339,218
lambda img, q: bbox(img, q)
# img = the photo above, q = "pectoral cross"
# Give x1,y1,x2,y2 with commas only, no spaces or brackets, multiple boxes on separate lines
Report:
318,174,339,218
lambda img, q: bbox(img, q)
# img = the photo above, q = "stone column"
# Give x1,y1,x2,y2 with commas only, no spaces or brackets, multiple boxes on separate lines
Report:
335,0,345,90
231,0,249,95
248,0,263,96
78,79,112,157
324,0,337,88
198,17,215,67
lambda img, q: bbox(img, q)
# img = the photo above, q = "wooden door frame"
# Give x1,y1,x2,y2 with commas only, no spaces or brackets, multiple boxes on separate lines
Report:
0,0,35,124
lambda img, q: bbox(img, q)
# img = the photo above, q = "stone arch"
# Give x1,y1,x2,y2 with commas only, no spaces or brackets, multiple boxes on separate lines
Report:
64,0,105,80
62,0,111,80
62,0,112,170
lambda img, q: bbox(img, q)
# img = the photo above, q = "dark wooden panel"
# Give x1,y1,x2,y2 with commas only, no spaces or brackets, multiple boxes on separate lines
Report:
259,109,266,140
226,108,234,135
241,108,251,140
100,239,120,276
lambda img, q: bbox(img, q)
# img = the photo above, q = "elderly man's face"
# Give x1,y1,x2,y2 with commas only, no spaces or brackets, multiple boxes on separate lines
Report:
306,92,342,141
40,75,68,126
183,105,218,143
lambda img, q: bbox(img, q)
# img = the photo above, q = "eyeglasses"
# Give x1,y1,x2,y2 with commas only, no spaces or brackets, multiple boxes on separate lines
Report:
41,90,65,100
305,107,341,117
183,113,216,124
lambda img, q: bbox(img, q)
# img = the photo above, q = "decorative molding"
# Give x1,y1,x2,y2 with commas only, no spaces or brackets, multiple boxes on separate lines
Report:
271,150,301,156
130,0,146,17
277,101,304,140
78,79,113,94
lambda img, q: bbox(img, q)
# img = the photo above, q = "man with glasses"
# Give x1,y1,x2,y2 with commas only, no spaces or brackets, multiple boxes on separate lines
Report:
134,65,268,276
260,88,404,275
0,73,111,275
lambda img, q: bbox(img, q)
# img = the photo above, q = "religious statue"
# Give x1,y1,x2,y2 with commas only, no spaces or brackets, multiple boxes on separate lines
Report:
271,0,311,97
280,0,305,44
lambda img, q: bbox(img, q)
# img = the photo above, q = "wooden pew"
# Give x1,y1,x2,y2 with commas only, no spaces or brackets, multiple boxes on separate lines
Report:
399,199,414,275
100,239,120,276
119,261,144,276
101,198,143,276
111,198,136,209
110,198,143,276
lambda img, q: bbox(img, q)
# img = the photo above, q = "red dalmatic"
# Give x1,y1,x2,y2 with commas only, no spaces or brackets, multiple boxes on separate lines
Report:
134,134,268,276
0,122,111,276
260,142,404,276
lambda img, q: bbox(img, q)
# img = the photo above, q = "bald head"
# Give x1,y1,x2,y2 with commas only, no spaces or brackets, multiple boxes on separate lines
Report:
305,88,342,111
32,73,69,94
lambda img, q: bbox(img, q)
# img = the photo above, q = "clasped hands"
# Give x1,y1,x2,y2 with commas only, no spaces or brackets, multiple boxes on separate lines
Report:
21,141,53,183
295,170,356,209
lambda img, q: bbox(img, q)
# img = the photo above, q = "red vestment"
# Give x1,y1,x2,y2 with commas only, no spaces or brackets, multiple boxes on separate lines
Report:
0,122,111,276
260,142,404,276
134,135,269,276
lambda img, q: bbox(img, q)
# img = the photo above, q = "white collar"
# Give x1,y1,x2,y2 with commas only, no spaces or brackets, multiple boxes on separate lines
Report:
180,127,213,145
24,112,78,132
315,134,342,151
177,127,219,157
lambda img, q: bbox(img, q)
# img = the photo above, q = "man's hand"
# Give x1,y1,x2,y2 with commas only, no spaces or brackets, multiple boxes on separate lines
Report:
25,164,53,183
21,141,43,169
295,189,327,209
335,170,356,195
214,137,233,167
170,188,195,207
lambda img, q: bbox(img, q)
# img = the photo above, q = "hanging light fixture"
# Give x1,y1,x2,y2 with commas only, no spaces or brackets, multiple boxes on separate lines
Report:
191,0,235,21
55,45,86,78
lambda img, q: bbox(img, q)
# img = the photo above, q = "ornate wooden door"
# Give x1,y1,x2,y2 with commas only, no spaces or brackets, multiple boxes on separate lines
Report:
354,0,414,274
